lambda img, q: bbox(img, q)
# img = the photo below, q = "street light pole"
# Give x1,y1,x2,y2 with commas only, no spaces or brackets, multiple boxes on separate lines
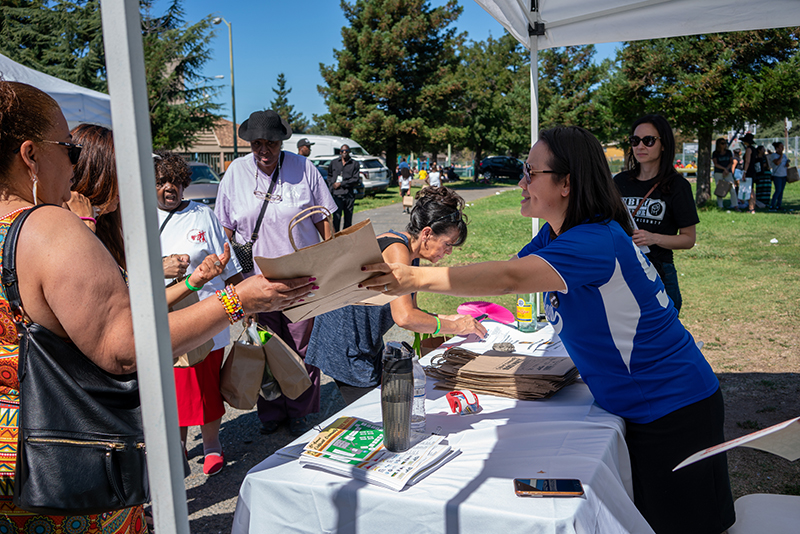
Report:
214,17,237,159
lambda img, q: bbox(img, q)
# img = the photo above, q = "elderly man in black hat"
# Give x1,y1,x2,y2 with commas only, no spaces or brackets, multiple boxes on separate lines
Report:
297,137,314,158
214,110,337,435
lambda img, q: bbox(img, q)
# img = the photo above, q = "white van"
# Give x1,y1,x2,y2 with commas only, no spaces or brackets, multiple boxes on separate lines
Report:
282,134,368,158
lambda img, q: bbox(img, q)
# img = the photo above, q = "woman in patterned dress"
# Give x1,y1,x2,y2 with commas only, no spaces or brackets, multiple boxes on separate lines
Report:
0,81,314,533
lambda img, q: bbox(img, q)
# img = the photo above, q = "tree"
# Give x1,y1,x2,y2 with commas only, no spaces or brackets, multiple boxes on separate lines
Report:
269,73,309,134
538,45,611,139
0,0,222,150
603,29,800,205
318,0,463,180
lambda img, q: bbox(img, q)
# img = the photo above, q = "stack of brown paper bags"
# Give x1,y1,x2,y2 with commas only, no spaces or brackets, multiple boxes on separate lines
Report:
425,347,579,400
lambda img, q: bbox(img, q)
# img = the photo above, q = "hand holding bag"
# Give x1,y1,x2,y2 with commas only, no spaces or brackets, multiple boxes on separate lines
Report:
2,205,148,515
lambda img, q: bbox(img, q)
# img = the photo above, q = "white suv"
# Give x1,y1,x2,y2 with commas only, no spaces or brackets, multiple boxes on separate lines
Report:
311,155,390,195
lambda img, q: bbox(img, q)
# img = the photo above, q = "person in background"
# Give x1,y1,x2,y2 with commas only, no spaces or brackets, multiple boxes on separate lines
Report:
363,125,735,534
215,109,336,436
155,151,243,476
740,133,758,213
327,144,360,231
399,166,412,214
0,80,314,534
769,141,789,211
418,166,428,184
753,145,772,210
613,114,699,315
427,165,441,188
731,147,750,209
296,137,313,158
306,187,486,405
712,138,737,210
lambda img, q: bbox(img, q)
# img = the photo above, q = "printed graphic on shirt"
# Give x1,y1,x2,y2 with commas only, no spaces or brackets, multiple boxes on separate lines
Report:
187,229,207,244
622,197,666,225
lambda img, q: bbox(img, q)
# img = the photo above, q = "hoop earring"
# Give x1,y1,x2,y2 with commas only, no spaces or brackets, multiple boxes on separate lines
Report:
31,175,39,206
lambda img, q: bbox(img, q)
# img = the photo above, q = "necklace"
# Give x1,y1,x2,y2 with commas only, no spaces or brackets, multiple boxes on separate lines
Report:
0,205,34,221
253,156,282,202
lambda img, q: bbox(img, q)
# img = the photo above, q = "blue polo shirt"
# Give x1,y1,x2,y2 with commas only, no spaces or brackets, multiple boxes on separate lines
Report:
518,221,718,424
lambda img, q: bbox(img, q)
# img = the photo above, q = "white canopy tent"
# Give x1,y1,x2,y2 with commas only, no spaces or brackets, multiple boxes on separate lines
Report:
0,52,112,129
94,1,800,533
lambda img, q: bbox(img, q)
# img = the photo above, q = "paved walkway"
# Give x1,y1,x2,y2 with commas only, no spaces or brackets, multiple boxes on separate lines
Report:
183,183,514,533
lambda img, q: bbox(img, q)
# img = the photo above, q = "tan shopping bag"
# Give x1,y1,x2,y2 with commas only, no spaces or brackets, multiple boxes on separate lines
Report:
255,206,392,323
714,179,732,197
262,329,311,400
169,290,214,368
219,335,266,410
402,196,414,208
786,166,799,183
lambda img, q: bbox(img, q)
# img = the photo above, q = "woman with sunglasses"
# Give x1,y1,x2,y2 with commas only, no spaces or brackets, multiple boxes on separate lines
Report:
215,109,337,436
613,114,699,315
0,82,314,532
305,187,486,405
362,126,734,534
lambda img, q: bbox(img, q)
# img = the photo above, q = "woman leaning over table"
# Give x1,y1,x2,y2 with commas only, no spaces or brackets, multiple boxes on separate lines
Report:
0,81,314,533
155,151,244,476
613,114,699,315
305,187,486,405
363,126,735,534
214,110,336,436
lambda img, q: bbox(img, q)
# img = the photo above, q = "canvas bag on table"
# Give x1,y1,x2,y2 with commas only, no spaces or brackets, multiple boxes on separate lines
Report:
1,205,148,515
254,206,391,323
230,152,284,273
168,288,214,367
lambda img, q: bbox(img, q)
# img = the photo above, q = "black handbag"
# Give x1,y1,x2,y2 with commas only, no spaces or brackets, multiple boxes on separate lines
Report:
231,152,284,273
1,205,149,515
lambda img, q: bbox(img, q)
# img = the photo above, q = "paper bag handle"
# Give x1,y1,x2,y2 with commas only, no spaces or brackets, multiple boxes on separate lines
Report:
288,206,334,251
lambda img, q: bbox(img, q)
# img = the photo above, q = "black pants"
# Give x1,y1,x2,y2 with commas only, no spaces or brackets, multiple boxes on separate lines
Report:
626,388,735,534
332,194,354,231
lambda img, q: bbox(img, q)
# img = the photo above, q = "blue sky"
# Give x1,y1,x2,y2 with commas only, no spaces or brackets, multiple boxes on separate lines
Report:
156,1,619,124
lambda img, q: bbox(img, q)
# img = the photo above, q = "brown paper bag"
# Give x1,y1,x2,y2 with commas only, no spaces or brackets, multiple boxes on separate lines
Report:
786,166,799,183
255,206,392,323
219,340,266,409
169,290,214,368
402,196,413,208
263,330,311,400
714,179,732,197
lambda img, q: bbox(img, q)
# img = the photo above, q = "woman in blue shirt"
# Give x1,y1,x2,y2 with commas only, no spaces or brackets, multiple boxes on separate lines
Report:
363,126,734,534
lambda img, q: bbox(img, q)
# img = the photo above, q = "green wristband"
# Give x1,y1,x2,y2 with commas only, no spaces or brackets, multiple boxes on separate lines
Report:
185,276,203,292
433,315,441,336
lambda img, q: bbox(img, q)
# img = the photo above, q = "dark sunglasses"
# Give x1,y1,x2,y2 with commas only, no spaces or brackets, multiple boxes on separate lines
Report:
523,162,556,184
340,149,350,154
629,135,660,148
431,210,462,225
13,140,83,165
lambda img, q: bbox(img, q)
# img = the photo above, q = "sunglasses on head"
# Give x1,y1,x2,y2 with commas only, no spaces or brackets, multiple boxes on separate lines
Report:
13,140,83,165
523,162,557,184
431,210,462,225
629,135,660,148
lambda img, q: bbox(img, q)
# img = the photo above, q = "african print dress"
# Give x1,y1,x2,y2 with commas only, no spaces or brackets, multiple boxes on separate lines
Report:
0,208,148,534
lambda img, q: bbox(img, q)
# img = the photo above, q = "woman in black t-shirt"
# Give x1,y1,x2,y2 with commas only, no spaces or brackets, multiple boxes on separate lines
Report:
613,114,699,314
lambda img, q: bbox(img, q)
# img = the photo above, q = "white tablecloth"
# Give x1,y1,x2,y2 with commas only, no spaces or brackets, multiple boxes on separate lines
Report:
232,328,654,534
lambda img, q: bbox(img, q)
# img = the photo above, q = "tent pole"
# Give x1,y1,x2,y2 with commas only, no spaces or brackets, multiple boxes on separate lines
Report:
530,31,541,321
100,1,190,533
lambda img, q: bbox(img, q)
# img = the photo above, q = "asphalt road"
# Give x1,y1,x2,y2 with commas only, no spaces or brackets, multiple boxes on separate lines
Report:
183,183,514,533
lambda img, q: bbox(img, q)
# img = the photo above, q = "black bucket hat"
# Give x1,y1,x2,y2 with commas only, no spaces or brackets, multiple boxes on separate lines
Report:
238,110,292,142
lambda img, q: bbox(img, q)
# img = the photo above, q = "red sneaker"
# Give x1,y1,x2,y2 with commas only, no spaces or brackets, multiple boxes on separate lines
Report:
203,452,224,476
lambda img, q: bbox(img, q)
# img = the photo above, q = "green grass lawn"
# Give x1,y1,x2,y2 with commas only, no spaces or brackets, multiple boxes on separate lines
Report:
415,181,800,327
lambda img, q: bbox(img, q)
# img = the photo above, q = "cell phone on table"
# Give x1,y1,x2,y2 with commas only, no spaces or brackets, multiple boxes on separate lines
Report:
513,478,584,497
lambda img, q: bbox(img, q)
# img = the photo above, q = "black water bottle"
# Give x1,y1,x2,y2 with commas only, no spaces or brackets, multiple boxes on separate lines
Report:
381,341,414,452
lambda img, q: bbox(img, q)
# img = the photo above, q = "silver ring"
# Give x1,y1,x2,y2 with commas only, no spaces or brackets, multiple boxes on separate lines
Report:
383,284,388,292
214,261,221,267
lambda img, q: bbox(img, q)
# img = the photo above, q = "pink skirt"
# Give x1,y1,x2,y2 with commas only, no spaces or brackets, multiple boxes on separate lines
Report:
174,348,225,426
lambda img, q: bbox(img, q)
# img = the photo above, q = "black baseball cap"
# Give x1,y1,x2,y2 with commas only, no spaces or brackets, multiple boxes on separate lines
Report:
296,138,314,148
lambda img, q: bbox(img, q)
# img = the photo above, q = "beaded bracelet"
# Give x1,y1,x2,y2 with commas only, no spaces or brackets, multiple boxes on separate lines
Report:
216,284,245,324
185,277,203,292
433,315,441,336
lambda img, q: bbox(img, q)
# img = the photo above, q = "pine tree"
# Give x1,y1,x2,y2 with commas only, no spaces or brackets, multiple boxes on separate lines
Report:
318,0,463,179
603,29,800,205
269,73,309,134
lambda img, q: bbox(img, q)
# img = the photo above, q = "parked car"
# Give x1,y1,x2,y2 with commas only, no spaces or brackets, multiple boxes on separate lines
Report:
477,156,524,181
184,162,221,208
283,134,368,157
311,155,389,195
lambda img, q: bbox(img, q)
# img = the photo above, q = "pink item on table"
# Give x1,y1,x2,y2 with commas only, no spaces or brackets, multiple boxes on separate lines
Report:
457,301,515,324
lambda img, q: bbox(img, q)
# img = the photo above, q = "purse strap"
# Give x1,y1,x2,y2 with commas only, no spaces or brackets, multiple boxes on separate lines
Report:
2,204,50,315
632,180,661,216
250,151,285,243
